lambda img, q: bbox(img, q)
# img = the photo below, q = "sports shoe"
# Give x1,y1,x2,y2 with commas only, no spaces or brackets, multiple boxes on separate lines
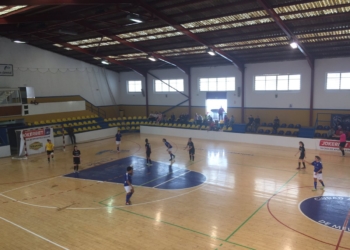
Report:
169,159,172,161
296,167,300,170
312,189,317,191
301,167,306,169
125,202,130,205
320,186,325,190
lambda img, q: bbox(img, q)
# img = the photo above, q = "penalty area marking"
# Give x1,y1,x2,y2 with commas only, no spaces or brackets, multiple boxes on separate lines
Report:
0,216,69,250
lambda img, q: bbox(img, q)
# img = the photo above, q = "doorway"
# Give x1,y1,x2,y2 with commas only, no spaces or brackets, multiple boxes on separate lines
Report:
206,99,227,120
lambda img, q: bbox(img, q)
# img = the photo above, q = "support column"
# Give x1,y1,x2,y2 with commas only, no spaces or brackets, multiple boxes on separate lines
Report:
241,66,245,123
188,69,192,118
309,60,315,126
145,73,149,117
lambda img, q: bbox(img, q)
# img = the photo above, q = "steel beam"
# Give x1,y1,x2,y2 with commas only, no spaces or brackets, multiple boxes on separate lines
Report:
241,66,245,124
256,0,314,68
138,1,244,72
309,60,315,126
75,20,190,75
0,0,130,5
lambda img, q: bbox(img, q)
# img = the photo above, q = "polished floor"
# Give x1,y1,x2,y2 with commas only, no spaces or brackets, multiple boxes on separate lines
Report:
0,133,349,250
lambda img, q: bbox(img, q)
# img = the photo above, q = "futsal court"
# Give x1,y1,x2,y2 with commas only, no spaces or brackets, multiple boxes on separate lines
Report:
0,133,349,250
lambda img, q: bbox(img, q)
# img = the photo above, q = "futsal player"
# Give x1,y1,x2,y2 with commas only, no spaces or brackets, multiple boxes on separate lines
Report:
184,138,195,161
305,156,325,191
72,145,81,173
145,139,152,166
334,131,346,156
124,165,134,205
45,139,54,162
295,141,306,169
162,138,175,161
115,130,122,152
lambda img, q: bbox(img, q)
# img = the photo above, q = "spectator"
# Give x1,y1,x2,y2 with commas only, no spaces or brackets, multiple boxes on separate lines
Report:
254,116,260,133
67,125,76,145
229,115,234,128
246,115,254,131
273,116,280,133
224,115,229,126
170,113,176,123
327,127,335,139
197,114,203,125
218,106,225,121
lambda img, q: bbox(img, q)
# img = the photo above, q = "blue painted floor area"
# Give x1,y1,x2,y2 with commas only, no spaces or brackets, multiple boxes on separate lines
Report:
300,196,350,231
64,156,206,190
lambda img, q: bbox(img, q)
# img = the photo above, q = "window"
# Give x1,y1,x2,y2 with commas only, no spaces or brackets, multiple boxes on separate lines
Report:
199,77,235,91
127,80,142,93
155,79,184,92
327,73,350,90
254,75,300,91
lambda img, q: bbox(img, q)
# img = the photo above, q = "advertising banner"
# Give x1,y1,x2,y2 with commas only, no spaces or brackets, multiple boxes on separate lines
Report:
317,139,350,152
19,127,54,156
0,64,13,76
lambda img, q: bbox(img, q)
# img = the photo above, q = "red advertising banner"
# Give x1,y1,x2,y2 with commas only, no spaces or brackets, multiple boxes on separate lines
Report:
318,140,350,152
22,129,45,138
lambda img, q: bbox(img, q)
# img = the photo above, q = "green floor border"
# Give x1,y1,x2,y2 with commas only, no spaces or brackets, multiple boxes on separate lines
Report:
219,171,298,248
99,201,255,250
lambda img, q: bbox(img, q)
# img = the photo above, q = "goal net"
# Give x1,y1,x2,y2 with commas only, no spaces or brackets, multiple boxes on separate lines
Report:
14,124,65,159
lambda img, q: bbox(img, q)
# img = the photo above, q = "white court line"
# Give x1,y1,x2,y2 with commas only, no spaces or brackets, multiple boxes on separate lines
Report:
0,216,69,250
0,177,59,194
152,170,191,188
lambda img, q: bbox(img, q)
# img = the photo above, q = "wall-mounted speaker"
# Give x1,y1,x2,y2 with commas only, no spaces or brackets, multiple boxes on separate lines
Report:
237,87,241,97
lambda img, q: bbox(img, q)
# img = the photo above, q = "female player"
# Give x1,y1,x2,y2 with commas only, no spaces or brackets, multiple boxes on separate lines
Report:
334,131,346,156
145,139,152,166
73,145,81,173
305,156,325,191
124,165,134,205
184,138,195,161
162,138,175,162
295,141,306,169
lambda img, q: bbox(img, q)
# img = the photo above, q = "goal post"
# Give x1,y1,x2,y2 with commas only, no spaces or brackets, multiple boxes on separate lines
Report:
15,124,64,157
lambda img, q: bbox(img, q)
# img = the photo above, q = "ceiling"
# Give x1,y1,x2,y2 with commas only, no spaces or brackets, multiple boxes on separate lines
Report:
1,0,350,75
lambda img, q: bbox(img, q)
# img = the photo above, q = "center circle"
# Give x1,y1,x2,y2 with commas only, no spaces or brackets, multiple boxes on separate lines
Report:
299,196,350,231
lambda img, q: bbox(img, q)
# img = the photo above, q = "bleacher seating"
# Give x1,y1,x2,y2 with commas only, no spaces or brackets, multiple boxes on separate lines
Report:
292,131,298,136
295,124,301,129
264,130,271,134
317,125,323,130
278,130,284,135
267,123,273,127
261,122,266,126
280,123,287,128
285,131,292,136
288,124,294,128
322,133,327,138
323,126,330,130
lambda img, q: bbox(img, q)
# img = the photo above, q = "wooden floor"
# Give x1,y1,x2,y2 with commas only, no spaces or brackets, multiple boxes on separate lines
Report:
0,133,350,250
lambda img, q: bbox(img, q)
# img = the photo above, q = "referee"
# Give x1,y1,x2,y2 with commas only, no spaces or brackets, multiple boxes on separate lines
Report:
184,138,195,161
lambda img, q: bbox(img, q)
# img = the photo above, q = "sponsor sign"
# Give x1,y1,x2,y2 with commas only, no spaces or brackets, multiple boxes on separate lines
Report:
19,127,53,156
300,196,350,232
318,139,350,152
0,64,13,76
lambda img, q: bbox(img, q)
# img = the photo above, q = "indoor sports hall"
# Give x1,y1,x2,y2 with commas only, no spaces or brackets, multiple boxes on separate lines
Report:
0,1,350,250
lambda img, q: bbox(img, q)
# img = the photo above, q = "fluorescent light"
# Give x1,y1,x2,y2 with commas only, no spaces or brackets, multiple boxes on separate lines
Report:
207,48,216,56
101,60,110,65
290,41,298,49
148,55,157,62
58,29,77,36
13,40,26,44
127,13,143,23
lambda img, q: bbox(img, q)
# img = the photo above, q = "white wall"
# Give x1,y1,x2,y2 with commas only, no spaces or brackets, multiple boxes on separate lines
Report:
244,60,311,109
23,101,85,116
191,65,242,107
0,36,119,106
314,57,350,110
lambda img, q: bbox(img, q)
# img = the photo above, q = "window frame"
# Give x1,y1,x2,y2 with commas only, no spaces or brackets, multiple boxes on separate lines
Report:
154,79,184,93
198,77,236,92
254,74,301,91
127,80,142,93
326,72,350,90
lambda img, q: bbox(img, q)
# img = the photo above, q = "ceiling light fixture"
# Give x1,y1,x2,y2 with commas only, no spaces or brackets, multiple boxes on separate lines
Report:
148,55,157,62
127,13,144,23
290,41,298,49
13,40,26,44
101,60,110,65
207,48,216,56
58,29,78,36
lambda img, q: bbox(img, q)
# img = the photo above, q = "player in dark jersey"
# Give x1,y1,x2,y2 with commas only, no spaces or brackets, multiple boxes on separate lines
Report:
124,165,134,205
295,141,306,169
162,138,175,161
184,138,195,161
305,156,325,191
145,138,152,166
115,130,122,152
72,145,81,173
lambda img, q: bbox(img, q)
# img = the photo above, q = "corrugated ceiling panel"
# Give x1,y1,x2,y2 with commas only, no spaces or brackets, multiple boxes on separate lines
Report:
0,5,27,16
